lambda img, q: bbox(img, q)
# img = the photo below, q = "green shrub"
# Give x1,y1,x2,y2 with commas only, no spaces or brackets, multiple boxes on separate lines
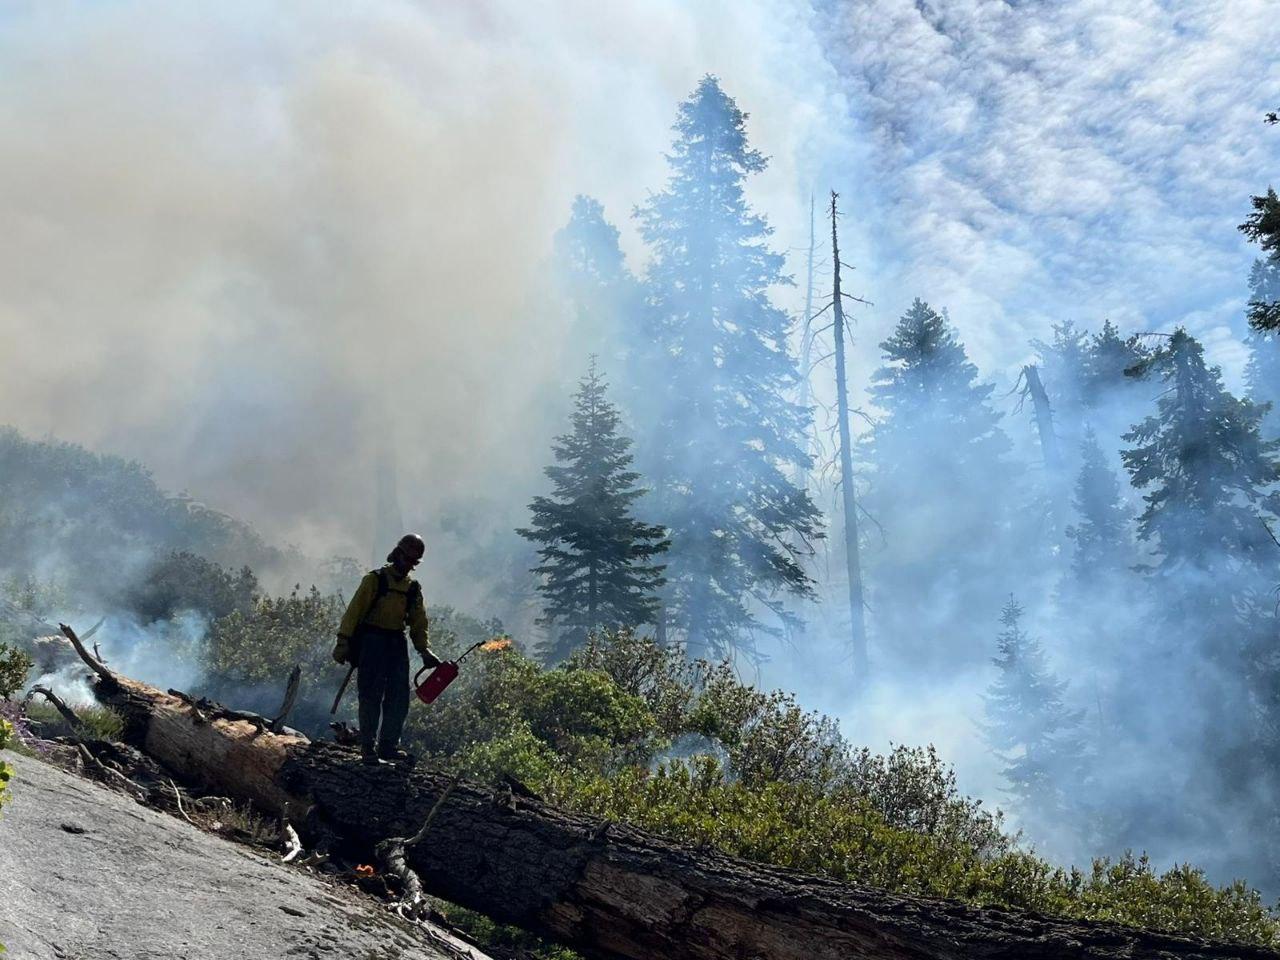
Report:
204,586,344,684
687,660,850,789
451,720,561,784
1070,854,1278,944
547,757,1278,944
196,585,350,733
565,629,695,739
0,643,32,700
24,702,123,741
840,743,1009,858
547,756,990,899
404,640,653,779
123,551,258,623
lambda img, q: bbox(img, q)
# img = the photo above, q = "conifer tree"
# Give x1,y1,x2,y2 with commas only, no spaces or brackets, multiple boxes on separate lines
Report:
552,195,639,366
1052,319,1155,515
1121,329,1280,630
1244,256,1280,438
984,597,1084,837
1119,329,1280,820
865,298,1014,668
519,360,669,662
1239,187,1280,333
1032,321,1089,435
1025,321,1148,548
1057,427,1139,742
633,76,821,658
1083,320,1150,409
1066,427,1131,586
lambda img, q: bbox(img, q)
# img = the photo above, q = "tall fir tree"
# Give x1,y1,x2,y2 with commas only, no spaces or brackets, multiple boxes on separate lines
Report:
1083,319,1151,409
1026,321,1151,540
864,298,1015,670
984,597,1085,847
1075,320,1154,525
1121,330,1280,783
1244,255,1280,439
1117,328,1280,866
518,359,669,663
1032,321,1089,435
632,76,821,658
552,195,639,368
1121,329,1279,630
1066,426,1131,587
1239,187,1280,333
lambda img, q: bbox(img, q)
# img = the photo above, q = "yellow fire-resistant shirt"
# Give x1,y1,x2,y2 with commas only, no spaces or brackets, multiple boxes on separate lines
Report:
338,565,431,654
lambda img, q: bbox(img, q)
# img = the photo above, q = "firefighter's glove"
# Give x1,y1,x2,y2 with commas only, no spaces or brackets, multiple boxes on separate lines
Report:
419,649,442,670
333,637,350,664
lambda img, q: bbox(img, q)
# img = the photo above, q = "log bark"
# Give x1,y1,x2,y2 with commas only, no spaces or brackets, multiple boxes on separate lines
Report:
77,647,1277,960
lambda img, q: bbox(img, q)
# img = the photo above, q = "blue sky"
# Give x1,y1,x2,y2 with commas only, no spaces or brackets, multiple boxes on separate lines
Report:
813,0,1280,386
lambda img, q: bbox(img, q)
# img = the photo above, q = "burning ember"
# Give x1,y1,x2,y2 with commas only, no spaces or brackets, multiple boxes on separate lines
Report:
355,864,376,878
479,638,512,653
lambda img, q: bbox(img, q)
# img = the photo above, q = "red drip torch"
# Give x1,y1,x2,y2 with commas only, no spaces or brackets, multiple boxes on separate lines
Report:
414,637,511,705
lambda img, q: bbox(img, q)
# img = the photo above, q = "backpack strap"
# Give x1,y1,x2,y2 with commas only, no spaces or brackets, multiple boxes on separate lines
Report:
363,570,419,627
361,570,389,625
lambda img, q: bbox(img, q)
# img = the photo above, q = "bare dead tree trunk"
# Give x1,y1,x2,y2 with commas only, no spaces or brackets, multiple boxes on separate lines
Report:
830,192,869,683
1022,365,1061,474
1021,364,1069,532
798,191,818,480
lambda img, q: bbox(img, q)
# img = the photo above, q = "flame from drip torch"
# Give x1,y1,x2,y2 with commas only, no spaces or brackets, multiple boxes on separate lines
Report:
355,864,375,878
479,637,512,652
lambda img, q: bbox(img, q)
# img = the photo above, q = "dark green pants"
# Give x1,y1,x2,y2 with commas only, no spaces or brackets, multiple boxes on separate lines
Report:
355,627,410,754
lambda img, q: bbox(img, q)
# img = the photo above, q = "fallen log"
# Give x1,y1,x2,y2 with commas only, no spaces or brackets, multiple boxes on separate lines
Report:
59,623,304,813
62,623,1279,960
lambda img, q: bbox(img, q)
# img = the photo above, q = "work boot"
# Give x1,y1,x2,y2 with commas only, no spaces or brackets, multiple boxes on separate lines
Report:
361,748,388,766
377,746,411,764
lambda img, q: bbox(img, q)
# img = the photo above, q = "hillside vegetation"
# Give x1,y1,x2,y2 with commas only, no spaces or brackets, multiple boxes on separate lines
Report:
165,597,1280,948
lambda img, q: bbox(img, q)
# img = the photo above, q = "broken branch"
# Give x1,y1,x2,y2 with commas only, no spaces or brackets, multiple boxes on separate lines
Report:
169,779,196,826
77,743,146,801
24,684,85,731
59,622,117,687
270,665,303,733
282,822,304,863
376,836,426,918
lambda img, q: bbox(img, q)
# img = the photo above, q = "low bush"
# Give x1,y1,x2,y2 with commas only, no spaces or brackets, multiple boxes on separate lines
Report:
0,643,32,699
190,605,1280,947
399,629,1280,946
23,702,124,742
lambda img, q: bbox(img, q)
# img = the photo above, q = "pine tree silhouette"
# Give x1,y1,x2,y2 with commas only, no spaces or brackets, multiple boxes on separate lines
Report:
519,359,668,662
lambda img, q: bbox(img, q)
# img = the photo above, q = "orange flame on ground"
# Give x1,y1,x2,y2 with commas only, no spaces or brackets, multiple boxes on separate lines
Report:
355,864,376,878
479,638,512,653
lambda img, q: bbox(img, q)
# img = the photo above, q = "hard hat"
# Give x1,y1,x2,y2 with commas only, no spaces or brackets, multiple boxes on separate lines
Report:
396,533,426,559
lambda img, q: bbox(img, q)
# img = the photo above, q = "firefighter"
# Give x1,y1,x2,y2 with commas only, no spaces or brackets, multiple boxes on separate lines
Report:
334,533,441,764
